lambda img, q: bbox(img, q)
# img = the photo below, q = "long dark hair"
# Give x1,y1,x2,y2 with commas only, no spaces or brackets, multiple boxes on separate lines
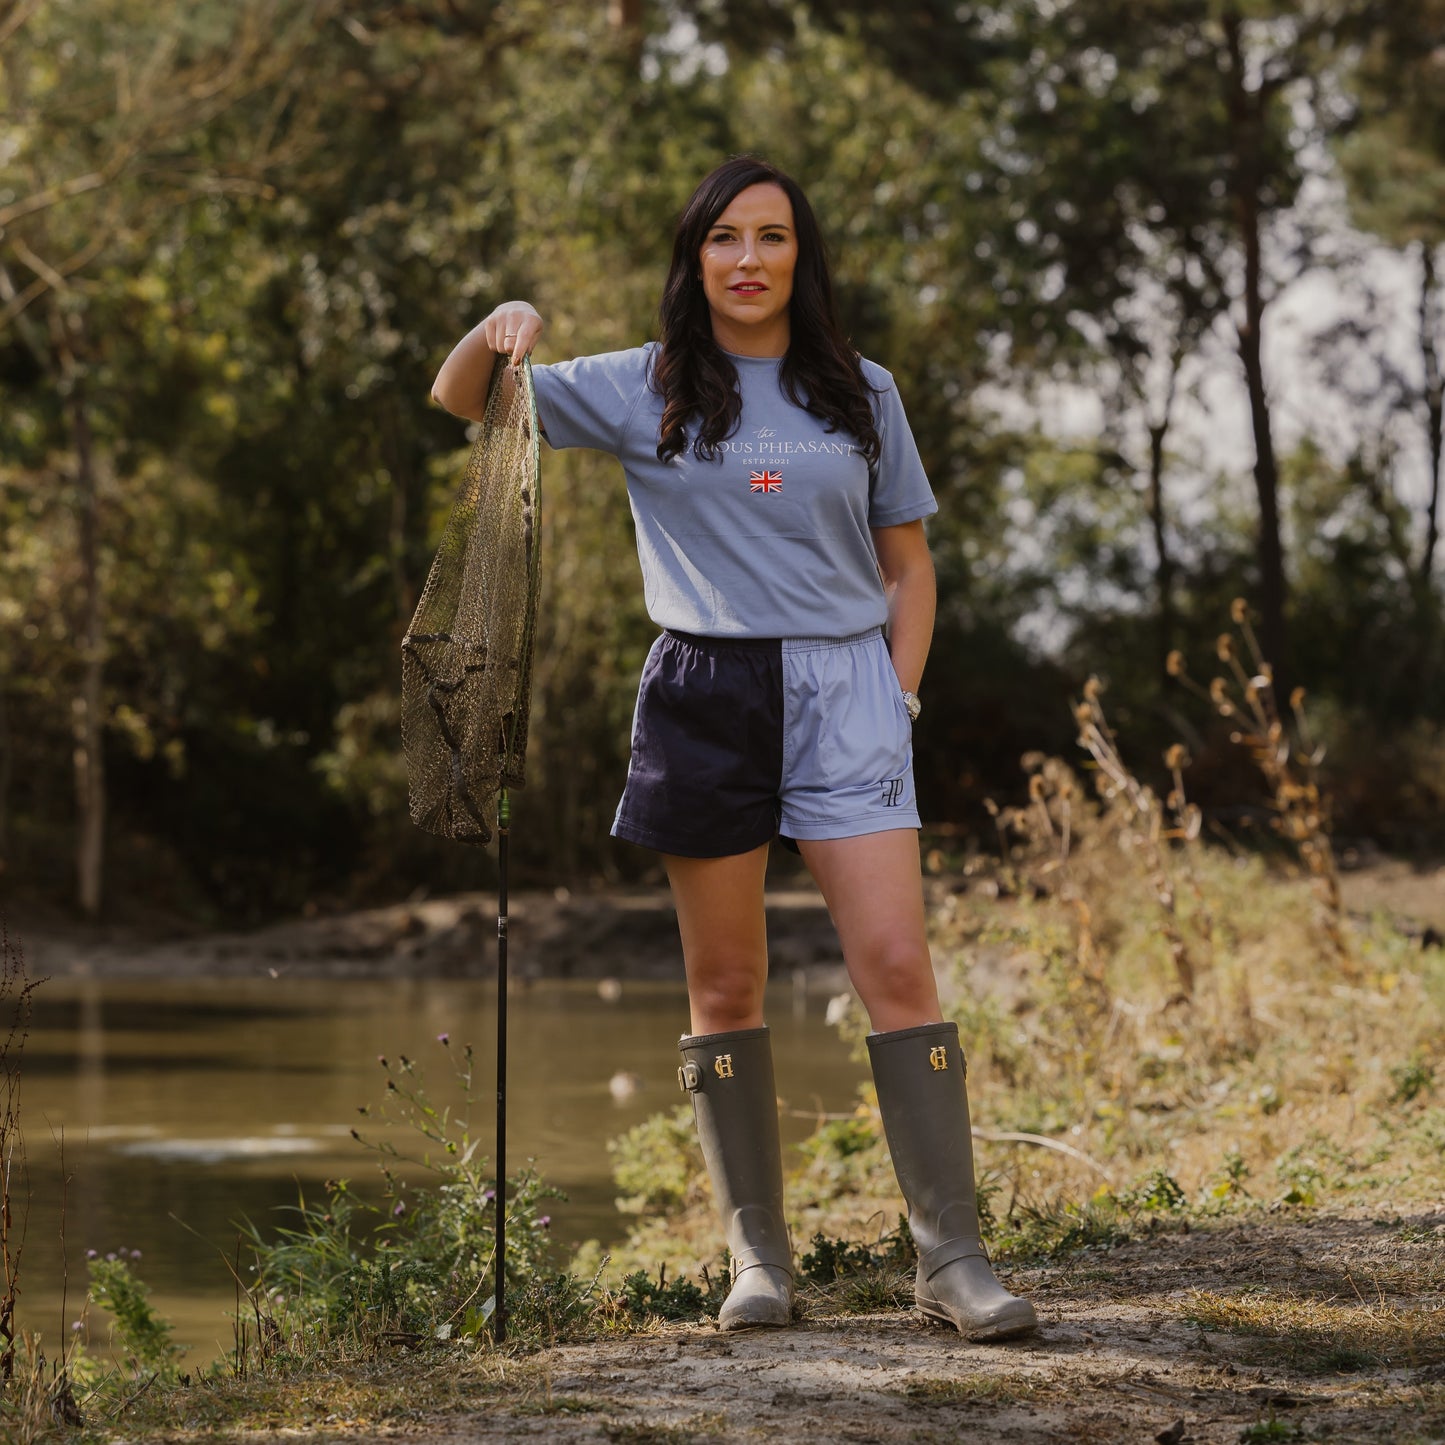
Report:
652,156,881,466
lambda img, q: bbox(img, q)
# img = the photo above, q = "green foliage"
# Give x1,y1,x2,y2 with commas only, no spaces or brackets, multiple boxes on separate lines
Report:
797,1223,915,1285
246,1041,562,1346
1114,1169,1188,1215
1239,1419,1304,1443
989,1198,1132,1264
791,1111,889,1203
796,1224,916,1312
1390,1054,1436,1104
616,1264,724,1323
87,1255,184,1378
608,1106,700,1216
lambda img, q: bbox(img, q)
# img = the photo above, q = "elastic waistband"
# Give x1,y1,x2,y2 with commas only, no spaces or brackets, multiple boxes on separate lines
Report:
782,626,884,654
663,629,781,653
662,626,883,655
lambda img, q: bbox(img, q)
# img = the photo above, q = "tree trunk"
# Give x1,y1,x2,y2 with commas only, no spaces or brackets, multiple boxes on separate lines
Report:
1420,241,1443,586
1223,11,1289,677
1141,343,1185,692
0,681,10,855
67,373,106,918
1147,415,1176,688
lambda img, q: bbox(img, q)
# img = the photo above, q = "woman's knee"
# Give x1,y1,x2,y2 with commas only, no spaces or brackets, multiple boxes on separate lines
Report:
850,936,938,1011
686,957,767,1032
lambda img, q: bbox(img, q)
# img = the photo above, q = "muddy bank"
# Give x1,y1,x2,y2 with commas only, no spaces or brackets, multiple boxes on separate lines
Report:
12,855,1441,984
14,886,848,984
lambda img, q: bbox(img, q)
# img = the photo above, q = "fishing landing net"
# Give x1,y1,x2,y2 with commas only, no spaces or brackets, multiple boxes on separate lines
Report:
401,356,541,845
400,354,541,1344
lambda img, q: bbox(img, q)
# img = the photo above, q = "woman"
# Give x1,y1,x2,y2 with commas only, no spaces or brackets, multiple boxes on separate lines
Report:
432,156,1036,1341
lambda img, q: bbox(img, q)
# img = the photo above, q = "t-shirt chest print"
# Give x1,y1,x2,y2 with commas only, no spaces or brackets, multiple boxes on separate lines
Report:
710,425,861,498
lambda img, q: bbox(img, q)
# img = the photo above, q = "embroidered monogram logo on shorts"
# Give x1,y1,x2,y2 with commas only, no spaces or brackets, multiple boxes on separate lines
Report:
881,777,905,807
748,469,783,493
929,1045,948,1071
714,1053,735,1079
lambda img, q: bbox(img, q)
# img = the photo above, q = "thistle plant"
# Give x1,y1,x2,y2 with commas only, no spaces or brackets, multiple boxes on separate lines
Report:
1072,677,1203,1001
1167,598,1349,970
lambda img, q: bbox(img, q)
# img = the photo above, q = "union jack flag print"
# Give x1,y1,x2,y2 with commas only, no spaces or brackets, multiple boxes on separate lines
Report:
749,469,783,493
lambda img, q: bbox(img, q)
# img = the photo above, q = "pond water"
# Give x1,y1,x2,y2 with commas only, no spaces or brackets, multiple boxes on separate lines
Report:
19,975,866,1365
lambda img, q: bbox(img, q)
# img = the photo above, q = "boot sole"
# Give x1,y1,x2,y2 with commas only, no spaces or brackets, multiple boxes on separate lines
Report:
917,1298,1038,1341
718,1304,793,1331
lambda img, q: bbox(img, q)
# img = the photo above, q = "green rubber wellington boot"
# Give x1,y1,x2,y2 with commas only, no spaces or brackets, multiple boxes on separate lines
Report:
678,1026,794,1330
868,1021,1037,1340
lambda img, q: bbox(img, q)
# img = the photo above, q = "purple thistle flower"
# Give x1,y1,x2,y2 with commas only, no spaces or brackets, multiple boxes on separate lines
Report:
482,1188,496,1204
437,1032,449,1045
86,1249,97,1259
539,1215,551,1229
130,1249,142,1260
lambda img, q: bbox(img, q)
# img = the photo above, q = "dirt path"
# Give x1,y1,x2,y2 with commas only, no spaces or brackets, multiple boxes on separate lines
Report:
311,1212,1444,1445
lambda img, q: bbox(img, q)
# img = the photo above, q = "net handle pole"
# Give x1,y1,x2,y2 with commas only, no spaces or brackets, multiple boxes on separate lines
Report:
494,787,510,1344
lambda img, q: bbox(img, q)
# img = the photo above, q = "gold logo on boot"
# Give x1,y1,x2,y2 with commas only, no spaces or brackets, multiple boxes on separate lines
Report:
929,1045,948,1071
714,1054,735,1079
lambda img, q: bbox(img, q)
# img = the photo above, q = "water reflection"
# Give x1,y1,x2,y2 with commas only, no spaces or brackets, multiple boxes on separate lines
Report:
22,975,864,1363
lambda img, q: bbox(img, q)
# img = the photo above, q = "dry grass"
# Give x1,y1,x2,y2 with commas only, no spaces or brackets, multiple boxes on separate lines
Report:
601,1414,727,1444
1184,1288,1445,1372
899,1372,1053,1405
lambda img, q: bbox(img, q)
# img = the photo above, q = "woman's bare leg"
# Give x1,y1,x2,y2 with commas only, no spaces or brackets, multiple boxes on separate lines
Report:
796,829,941,1031
663,842,792,1329
664,842,772,1034
800,828,1036,1339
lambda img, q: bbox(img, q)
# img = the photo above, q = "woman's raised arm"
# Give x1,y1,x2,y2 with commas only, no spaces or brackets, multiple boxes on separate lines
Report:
431,301,544,421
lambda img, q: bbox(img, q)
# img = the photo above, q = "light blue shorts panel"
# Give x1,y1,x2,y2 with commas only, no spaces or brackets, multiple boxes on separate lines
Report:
778,628,921,841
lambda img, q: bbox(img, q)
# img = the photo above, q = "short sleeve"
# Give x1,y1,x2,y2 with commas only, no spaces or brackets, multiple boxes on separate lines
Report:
531,347,653,456
865,367,938,529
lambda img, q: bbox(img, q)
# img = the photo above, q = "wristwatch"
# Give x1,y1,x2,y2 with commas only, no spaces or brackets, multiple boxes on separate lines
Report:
901,690,922,723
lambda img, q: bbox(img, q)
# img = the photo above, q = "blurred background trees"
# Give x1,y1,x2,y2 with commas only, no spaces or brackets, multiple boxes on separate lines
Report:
1,0,1442,923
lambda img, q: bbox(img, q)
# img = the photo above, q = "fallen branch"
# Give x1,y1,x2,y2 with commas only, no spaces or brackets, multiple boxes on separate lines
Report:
971,1127,1114,1182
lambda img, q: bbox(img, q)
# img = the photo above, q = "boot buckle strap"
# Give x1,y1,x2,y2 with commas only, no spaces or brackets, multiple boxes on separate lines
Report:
731,1247,793,1279
919,1238,988,1281
678,1061,702,1092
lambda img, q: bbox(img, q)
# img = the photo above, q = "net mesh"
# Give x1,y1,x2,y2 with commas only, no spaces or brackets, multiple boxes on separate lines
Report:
401,356,541,845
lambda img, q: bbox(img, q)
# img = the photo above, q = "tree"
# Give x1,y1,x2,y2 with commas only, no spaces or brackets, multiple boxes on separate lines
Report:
1336,1,1445,586
0,0,326,914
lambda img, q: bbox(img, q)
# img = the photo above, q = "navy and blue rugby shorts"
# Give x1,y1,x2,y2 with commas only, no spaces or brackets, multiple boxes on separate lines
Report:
611,626,921,858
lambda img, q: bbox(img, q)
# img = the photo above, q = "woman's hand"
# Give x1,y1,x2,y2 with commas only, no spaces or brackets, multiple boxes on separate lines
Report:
480,301,544,367
432,301,545,420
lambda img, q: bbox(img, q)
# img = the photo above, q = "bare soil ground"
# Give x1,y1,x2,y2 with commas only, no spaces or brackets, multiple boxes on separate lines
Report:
222,1212,1443,1445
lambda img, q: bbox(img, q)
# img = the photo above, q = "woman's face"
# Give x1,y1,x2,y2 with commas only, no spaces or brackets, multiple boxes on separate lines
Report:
697,182,799,355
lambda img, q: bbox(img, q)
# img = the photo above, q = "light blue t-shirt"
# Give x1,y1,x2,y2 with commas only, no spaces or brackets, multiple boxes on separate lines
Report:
532,344,937,638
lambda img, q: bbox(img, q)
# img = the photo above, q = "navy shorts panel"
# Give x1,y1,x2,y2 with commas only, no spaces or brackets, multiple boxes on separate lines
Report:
612,633,784,857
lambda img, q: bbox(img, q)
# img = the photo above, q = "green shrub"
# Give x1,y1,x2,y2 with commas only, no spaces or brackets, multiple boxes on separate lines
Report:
87,1254,183,1378
608,1106,701,1216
